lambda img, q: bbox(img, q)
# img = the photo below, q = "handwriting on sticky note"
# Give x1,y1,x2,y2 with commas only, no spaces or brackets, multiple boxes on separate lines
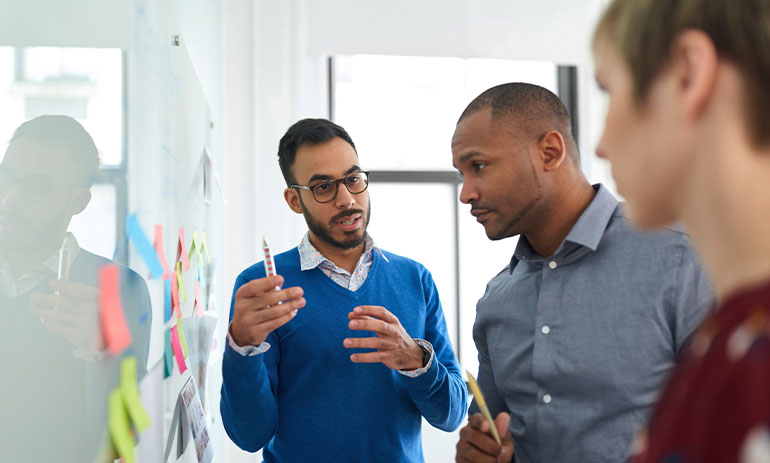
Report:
99,265,131,355
171,325,187,374
108,389,136,463
126,214,164,279
120,357,151,433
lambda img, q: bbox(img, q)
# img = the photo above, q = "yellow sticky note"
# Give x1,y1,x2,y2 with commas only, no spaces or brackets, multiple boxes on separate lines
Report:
201,231,212,264
177,316,189,358
176,261,187,305
108,389,136,463
120,357,151,433
188,230,199,263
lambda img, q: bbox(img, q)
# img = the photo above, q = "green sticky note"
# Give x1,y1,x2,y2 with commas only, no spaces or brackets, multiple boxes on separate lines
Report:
164,329,173,378
108,389,136,463
120,357,152,433
176,262,187,305
177,316,189,358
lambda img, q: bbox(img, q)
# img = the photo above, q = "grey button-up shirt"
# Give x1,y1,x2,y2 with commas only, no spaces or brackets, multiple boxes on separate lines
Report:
472,184,713,463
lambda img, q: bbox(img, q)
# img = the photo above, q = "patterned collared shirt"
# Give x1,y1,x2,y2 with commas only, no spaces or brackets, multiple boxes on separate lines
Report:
298,232,388,292
0,232,80,298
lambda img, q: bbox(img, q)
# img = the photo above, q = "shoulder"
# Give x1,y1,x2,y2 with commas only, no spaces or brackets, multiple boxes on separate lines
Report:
606,204,694,252
73,249,148,293
379,249,431,275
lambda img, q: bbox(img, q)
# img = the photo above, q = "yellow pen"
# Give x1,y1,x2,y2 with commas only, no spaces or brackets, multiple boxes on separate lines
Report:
466,370,502,445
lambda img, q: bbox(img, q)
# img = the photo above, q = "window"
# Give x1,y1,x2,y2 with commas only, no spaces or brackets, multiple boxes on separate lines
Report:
0,46,126,261
332,55,575,376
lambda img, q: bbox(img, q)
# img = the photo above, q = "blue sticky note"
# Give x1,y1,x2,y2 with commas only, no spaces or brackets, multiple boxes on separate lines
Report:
126,214,164,279
164,328,173,379
163,278,172,322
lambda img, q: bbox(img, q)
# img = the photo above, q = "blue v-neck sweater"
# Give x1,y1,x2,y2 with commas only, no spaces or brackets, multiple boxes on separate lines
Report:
221,247,466,462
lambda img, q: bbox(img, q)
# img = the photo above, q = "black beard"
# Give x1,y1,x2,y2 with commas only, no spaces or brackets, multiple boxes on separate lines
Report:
299,197,372,250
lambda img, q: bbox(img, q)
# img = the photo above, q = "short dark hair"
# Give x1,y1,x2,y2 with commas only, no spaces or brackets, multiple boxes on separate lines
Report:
277,118,357,186
459,83,579,161
9,115,99,187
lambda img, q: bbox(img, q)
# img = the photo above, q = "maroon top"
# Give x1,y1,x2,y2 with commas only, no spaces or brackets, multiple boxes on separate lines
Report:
633,280,770,463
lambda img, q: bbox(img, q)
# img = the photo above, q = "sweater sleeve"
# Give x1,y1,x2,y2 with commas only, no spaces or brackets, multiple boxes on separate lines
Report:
220,272,281,452
399,268,468,431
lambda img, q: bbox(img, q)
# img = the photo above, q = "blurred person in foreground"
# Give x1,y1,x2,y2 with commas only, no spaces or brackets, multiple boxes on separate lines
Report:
593,0,770,461
0,115,151,462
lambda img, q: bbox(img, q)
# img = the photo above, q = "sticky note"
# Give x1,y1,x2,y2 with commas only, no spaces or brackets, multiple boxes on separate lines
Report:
108,389,136,463
126,214,164,279
164,329,173,379
154,224,170,280
120,357,151,433
176,261,187,305
177,228,191,272
188,230,199,266
177,316,189,358
194,281,203,317
162,278,171,322
170,326,187,374
201,231,212,264
171,270,180,317
99,265,132,355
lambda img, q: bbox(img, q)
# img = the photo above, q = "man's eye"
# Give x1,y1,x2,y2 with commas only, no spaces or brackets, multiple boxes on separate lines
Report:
346,176,360,184
314,182,333,192
473,162,487,172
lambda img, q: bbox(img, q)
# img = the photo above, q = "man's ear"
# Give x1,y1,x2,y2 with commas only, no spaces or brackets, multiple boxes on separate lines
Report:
539,130,568,172
69,189,91,215
670,29,718,120
284,188,304,214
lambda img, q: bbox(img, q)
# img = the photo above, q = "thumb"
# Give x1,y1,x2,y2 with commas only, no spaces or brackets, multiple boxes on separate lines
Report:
495,412,514,463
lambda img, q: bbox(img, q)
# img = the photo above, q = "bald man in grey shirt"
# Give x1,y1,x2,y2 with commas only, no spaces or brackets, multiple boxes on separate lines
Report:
452,84,712,463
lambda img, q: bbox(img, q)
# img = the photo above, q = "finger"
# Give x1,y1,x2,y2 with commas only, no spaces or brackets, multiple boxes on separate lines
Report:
235,275,285,298
495,413,515,463
49,280,98,299
257,308,299,333
250,298,306,324
347,312,378,321
29,293,81,313
30,305,79,329
349,351,388,364
348,317,392,336
464,414,501,456
457,424,499,463
343,337,395,350
237,286,302,311
352,305,397,323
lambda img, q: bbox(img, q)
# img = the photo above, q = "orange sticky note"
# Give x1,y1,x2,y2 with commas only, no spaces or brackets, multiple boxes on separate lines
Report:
154,224,170,280
171,269,180,317
99,265,131,355
170,325,187,374
177,228,191,272
194,281,203,317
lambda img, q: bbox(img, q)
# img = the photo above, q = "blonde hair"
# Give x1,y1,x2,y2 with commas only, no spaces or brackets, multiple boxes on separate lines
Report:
594,0,770,147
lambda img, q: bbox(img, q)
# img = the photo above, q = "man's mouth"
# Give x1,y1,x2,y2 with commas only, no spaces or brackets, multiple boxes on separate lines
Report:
334,213,363,232
470,208,492,223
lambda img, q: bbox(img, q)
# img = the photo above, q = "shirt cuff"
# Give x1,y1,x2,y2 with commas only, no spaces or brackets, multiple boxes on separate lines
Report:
398,339,434,378
226,323,271,357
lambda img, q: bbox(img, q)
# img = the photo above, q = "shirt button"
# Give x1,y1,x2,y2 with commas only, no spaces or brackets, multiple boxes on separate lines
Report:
548,261,557,269
543,394,552,404
541,325,551,335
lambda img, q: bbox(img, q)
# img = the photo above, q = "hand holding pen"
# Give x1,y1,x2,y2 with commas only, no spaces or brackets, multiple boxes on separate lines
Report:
455,371,515,463
229,236,306,347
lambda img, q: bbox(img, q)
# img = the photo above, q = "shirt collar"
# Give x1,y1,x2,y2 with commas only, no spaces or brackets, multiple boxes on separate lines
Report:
298,232,388,272
510,184,618,270
0,232,81,296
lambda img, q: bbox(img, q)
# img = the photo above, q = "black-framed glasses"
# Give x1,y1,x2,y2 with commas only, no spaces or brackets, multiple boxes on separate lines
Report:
291,170,370,203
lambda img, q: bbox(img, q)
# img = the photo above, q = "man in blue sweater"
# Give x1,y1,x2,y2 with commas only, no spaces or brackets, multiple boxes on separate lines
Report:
221,118,467,462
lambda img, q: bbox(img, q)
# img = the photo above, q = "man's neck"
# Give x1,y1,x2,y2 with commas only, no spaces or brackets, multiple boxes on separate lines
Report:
308,233,366,273
2,234,65,276
524,178,596,258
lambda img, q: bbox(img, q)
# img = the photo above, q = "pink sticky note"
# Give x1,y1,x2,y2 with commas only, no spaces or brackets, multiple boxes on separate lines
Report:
194,281,203,317
99,265,132,355
177,228,191,272
171,269,180,317
154,224,170,280
170,325,187,374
